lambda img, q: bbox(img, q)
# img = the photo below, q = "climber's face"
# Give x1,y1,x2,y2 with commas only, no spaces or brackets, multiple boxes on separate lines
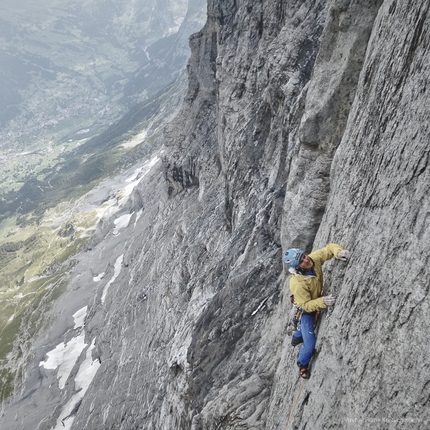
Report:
298,254,314,270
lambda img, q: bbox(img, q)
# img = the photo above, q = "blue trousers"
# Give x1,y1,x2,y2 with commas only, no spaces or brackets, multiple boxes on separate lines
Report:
292,313,316,367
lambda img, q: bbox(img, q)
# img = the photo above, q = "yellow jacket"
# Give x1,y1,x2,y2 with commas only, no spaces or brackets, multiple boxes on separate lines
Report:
289,243,343,313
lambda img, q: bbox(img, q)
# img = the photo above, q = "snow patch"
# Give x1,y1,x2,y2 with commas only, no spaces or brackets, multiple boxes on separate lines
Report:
113,213,133,235
40,306,91,389
91,154,159,227
93,272,105,282
39,308,101,429
101,254,124,305
53,339,101,430
120,130,147,149
116,155,159,207
134,208,143,229
39,333,87,389
73,306,87,329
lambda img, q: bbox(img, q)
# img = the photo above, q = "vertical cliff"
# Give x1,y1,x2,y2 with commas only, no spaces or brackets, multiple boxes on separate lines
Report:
2,0,429,429
269,0,430,425
78,0,429,428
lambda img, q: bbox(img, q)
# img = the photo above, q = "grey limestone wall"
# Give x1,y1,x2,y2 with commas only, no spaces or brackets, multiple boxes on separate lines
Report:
76,0,430,428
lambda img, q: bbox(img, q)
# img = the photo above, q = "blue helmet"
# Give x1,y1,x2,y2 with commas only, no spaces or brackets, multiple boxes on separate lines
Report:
283,248,304,268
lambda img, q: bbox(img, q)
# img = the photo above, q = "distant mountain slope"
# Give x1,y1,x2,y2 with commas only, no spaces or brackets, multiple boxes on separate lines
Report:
0,0,206,217
0,0,206,416
0,0,205,137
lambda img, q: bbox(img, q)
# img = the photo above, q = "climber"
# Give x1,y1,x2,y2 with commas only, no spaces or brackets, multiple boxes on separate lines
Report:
283,243,350,379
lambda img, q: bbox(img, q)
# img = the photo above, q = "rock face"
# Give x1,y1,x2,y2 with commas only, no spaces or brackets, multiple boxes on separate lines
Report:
2,0,430,429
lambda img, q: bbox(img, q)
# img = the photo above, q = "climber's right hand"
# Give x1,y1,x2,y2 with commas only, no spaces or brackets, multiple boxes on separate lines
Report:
324,294,336,306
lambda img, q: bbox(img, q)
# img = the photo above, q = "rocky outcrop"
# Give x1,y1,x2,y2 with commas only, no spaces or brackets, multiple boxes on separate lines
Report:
2,0,429,429
283,0,384,249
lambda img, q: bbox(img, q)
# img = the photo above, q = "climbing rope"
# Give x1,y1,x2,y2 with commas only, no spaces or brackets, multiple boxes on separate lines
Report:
285,378,305,430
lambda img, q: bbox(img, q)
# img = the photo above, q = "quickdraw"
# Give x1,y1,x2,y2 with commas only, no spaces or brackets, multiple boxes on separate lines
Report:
292,307,302,331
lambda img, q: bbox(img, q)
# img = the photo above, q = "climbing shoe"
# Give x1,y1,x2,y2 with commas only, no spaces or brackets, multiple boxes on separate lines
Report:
291,335,303,347
299,366,310,379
